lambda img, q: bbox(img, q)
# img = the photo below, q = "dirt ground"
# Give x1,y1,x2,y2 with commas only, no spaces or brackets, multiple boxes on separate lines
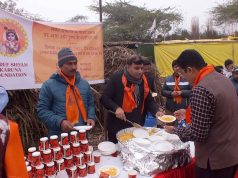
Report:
87,122,106,149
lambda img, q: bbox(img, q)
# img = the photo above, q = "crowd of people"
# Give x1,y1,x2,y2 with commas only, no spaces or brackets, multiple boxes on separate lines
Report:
1,47,238,178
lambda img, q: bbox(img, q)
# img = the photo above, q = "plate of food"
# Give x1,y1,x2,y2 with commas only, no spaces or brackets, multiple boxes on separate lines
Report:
133,128,149,138
73,125,92,131
98,165,120,177
157,115,176,123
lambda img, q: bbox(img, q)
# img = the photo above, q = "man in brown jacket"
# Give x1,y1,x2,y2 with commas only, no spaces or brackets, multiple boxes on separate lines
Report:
165,49,238,178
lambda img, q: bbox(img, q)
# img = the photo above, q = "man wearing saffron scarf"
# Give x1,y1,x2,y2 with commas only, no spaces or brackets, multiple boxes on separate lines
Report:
162,60,191,115
164,49,238,178
100,55,163,143
37,48,95,136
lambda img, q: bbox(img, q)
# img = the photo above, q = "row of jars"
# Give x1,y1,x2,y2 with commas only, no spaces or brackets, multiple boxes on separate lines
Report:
25,129,100,177
27,160,96,178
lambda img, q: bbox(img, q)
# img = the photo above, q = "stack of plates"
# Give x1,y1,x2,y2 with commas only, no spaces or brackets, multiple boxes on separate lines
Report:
98,141,117,155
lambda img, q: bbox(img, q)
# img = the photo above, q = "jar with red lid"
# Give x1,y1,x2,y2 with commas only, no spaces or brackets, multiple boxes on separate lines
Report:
45,161,56,176
35,163,45,178
28,147,36,163
39,137,49,151
79,129,86,141
80,140,89,152
50,135,59,148
87,161,95,174
70,131,78,144
56,158,65,171
78,164,87,177
53,147,63,161
60,133,69,145
84,151,92,163
72,142,80,155
27,166,34,178
64,156,74,168
32,151,41,167
63,144,72,158
43,149,52,163
66,165,78,178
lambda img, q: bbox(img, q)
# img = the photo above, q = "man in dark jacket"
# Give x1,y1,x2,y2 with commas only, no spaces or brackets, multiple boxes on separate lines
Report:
162,60,191,114
100,55,162,143
37,48,95,136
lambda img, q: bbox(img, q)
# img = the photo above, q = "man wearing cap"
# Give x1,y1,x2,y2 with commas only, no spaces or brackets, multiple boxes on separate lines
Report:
230,67,238,95
0,86,28,177
37,48,95,136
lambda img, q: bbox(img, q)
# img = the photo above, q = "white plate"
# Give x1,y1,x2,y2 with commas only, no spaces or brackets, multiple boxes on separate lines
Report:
157,115,176,123
153,141,173,152
98,141,116,155
133,128,149,138
73,125,92,131
133,138,151,147
98,165,120,177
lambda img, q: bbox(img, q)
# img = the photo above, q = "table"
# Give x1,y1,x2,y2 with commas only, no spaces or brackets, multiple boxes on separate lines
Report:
56,142,195,178
56,156,151,178
154,159,195,178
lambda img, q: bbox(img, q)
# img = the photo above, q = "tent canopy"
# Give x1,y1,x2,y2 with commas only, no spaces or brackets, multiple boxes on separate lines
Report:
154,40,238,77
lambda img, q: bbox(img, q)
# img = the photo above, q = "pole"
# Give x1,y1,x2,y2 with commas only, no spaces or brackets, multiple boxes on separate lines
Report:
99,0,102,22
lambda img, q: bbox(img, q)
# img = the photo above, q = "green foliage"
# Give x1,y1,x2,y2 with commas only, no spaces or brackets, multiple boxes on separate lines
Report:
90,1,182,42
211,0,238,25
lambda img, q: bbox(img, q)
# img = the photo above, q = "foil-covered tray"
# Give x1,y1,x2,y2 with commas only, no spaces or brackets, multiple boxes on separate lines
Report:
116,127,191,176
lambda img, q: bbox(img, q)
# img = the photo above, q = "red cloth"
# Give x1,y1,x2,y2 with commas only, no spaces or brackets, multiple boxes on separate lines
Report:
235,169,238,178
154,159,195,178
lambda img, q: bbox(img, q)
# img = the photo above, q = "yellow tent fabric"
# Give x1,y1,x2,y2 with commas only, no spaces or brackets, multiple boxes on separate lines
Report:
154,42,238,77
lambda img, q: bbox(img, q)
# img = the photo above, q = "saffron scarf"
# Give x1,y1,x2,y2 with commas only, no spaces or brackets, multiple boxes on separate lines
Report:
59,70,87,124
185,65,215,124
173,76,182,104
122,74,150,113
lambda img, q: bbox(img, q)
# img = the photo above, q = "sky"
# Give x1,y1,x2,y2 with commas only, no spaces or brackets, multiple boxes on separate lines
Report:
12,0,227,31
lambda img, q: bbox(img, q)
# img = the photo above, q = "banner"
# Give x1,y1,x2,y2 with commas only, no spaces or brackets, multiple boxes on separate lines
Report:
0,9,104,90
154,42,237,77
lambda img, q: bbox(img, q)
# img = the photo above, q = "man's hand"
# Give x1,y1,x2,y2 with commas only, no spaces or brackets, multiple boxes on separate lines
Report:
61,120,74,132
87,119,95,127
174,109,186,121
164,125,175,134
115,107,126,121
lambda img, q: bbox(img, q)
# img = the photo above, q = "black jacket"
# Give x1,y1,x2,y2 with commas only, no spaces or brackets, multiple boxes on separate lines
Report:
162,75,191,112
100,71,159,134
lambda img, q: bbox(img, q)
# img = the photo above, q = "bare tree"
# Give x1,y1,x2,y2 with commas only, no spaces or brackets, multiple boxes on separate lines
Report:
191,16,200,39
67,15,88,22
